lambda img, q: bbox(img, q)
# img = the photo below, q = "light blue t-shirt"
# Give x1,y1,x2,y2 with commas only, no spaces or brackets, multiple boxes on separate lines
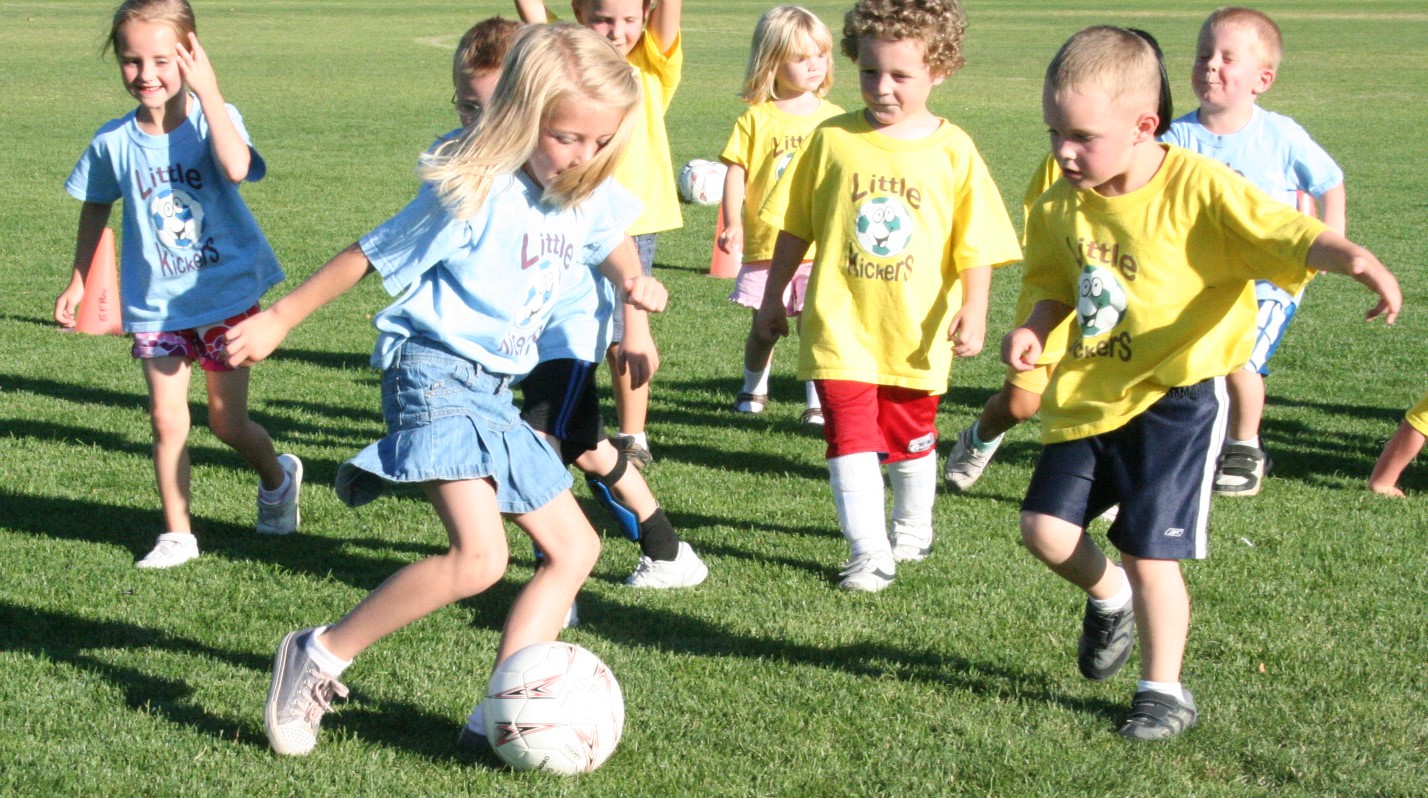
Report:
1161,105,1343,206
66,97,284,332
359,172,639,375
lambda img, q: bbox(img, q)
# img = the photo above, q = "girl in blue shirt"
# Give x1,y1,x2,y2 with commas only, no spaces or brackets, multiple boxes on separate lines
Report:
222,24,664,757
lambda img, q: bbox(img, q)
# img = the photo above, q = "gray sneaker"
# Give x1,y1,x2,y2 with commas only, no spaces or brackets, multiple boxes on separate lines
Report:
1213,444,1270,496
944,425,1000,492
257,454,303,534
889,523,933,563
264,628,349,756
1078,599,1136,680
609,434,652,470
837,552,895,592
1117,689,1197,740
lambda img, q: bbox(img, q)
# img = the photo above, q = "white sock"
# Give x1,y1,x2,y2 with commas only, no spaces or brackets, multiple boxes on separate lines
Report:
258,472,292,504
1228,436,1261,450
887,455,936,534
620,431,649,448
305,626,352,676
971,420,1003,451
1089,566,1132,612
805,381,821,409
1137,679,1186,702
828,453,888,558
742,366,771,396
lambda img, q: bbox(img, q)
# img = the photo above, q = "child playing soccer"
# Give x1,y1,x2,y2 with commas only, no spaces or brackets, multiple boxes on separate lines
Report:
516,0,685,468
720,5,842,424
1161,6,1347,497
221,24,666,755
1369,390,1427,497
1011,25,1399,740
56,0,300,569
756,0,1022,591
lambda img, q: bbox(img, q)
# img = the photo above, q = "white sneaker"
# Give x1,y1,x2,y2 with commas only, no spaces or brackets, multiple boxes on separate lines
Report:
890,524,934,563
257,453,303,534
135,532,199,569
457,699,487,748
837,551,895,592
624,542,709,588
944,425,1000,492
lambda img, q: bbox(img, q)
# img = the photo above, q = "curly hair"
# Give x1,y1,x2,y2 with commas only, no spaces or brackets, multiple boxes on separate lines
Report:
840,0,966,77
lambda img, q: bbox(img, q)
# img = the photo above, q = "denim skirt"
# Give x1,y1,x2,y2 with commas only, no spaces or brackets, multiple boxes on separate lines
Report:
336,337,572,514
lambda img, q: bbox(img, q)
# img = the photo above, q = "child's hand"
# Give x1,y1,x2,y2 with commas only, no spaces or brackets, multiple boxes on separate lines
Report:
223,309,289,368
753,301,788,343
176,33,221,101
947,309,986,358
54,277,84,328
623,276,668,313
1359,262,1401,325
717,224,743,256
615,330,660,389
1001,327,1043,371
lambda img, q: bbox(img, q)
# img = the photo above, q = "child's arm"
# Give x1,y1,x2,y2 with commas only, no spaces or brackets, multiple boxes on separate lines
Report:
598,237,666,388
1317,182,1346,236
947,265,991,358
177,33,251,183
717,163,746,255
55,201,115,328
225,243,375,367
1304,231,1401,324
1002,299,1072,371
514,0,548,23
646,0,682,55
1368,419,1424,497
753,230,811,343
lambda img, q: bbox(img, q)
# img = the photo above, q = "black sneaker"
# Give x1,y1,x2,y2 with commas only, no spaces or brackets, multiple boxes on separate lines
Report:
1077,599,1135,680
1116,689,1197,740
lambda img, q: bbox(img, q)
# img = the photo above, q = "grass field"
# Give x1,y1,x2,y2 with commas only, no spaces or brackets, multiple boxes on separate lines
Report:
1,1,1425,796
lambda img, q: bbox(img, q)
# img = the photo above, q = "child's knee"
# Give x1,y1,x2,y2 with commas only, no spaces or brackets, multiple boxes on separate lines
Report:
449,550,509,598
149,404,191,443
207,412,253,447
1006,389,1042,422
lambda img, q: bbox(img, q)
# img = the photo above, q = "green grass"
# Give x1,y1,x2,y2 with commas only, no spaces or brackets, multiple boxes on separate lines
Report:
2,1,1425,796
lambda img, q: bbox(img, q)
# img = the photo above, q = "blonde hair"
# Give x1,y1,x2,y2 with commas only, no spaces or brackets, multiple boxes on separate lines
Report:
740,6,834,104
1202,7,1283,69
840,0,966,78
1045,26,1164,120
106,0,196,56
421,24,641,217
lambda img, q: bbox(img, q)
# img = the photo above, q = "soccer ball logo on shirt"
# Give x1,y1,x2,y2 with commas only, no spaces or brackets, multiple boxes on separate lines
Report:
854,196,912,258
1077,264,1128,337
150,188,205,251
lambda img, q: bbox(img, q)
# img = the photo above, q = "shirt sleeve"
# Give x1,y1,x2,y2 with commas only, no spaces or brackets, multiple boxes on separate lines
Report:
719,111,753,168
65,121,125,204
582,179,644,267
360,183,473,296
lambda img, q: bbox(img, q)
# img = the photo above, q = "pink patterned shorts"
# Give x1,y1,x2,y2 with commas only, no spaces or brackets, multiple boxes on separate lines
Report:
131,305,260,372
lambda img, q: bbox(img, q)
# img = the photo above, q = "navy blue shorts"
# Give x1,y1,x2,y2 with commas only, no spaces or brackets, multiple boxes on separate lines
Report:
519,358,603,464
1021,377,1227,560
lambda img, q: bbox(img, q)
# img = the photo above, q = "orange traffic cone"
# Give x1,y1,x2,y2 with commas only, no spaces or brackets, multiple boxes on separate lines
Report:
707,205,741,278
75,228,122,336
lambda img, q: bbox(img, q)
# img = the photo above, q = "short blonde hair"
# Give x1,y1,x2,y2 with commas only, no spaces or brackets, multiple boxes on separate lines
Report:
840,0,966,78
1046,26,1164,120
740,6,834,104
421,24,641,217
107,0,195,56
1202,6,1283,69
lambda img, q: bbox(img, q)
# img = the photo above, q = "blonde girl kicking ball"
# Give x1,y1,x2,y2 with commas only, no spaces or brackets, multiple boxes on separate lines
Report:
720,5,841,423
223,24,664,756
56,0,300,569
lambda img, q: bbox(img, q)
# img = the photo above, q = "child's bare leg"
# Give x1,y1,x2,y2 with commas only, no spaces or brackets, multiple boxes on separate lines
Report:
1369,420,1424,497
608,342,651,465
319,477,510,661
1225,368,1265,443
742,308,776,374
1019,511,1124,599
205,367,284,488
1121,554,1189,684
574,440,658,521
737,310,775,413
980,382,1043,440
144,356,195,533
497,491,601,665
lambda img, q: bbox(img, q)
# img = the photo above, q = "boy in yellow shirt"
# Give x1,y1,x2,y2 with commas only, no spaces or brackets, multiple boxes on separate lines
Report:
756,0,1021,592
1010,26,1400,740
515,0,683,468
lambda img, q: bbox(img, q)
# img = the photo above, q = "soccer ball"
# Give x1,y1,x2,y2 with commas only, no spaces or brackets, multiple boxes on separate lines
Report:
150,188,204,250
853,195,912,258
484,642,624,774
677,158,726,205
1076,264,1128,337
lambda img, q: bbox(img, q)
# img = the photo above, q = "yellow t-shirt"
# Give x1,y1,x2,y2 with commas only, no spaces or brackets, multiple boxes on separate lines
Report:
719,99,843,262
1406,390,1428,437
760,111,1022,392
1022,145,1327,442
619,30,683,236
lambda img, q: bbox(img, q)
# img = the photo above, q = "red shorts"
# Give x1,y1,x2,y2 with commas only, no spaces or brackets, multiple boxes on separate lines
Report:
816,380,939,463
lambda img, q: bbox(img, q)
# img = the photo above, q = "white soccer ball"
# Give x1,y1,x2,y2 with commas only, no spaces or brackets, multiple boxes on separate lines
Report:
677,158,726,205
484,642,624,775
1076,264,1128,337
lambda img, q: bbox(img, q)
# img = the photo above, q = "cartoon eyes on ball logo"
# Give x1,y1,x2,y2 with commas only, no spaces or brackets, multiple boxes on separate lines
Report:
853,195,912,258
149,188,205,251
1077,264,1128,337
